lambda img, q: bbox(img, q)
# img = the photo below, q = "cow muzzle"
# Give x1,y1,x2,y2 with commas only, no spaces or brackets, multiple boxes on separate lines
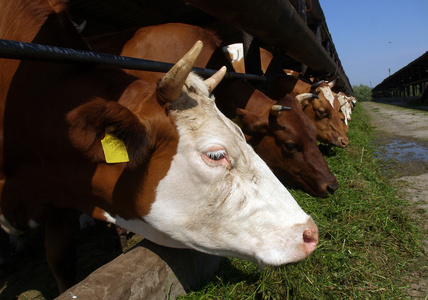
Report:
302,218,319,256
338,136,349,148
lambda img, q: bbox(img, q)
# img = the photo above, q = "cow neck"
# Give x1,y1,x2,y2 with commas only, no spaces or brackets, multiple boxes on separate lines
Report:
64,88,168,222
89,161,161,220
245,88,276,115
0,1,86,109
268,75,309,100
243,90,278,149
0,0,67,42
94,88,179,220
214,79,275,115
0,1,69,183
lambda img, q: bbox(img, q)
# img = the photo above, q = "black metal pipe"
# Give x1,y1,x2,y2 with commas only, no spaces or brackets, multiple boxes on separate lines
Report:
0,39,267,82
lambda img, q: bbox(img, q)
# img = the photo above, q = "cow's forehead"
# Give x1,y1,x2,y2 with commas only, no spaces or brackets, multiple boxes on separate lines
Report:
319,86,335,108
169,73,246,153
173,98,246,154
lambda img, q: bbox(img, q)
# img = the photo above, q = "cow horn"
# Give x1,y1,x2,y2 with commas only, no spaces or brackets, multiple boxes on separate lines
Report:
271,105,291,112
296,93,319,103
310,80,324,91
204,66,227,93
158,40,203,102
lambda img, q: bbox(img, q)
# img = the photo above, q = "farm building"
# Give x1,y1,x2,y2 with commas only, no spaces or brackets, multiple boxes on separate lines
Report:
372,51,428,102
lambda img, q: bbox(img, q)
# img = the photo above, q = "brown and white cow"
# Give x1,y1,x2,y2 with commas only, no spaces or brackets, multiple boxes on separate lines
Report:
337,92,354,126
88,23,339,197
224,43,349,148
269,76,349,148
0,0,318,293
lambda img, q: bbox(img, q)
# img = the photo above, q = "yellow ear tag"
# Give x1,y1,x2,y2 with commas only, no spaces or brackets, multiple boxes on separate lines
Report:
101,127,129,163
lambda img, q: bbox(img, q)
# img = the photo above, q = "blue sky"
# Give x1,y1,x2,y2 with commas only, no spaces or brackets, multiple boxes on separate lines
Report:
320,0,428,88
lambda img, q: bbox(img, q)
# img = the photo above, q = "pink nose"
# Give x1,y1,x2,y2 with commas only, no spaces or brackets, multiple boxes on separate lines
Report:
302,226,319,255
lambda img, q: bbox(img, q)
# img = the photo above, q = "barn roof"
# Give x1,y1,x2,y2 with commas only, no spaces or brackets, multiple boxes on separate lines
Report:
373,51,428,93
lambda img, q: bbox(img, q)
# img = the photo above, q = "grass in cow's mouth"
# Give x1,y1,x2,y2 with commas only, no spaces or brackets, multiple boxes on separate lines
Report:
179,105,425,299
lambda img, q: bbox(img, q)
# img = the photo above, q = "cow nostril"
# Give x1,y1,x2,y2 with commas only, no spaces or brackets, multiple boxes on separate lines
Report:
303,229,319,255
338,137,349,147
327,182,339,194
303,230,317,244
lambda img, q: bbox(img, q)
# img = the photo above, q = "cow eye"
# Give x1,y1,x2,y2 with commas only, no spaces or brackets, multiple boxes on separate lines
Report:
206,150,226,161
317,108,328,118
283,142,297,152
202,147,231,168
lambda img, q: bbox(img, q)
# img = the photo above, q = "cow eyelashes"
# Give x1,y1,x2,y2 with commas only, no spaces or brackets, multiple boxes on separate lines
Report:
202,148,231,168
206,150,226,160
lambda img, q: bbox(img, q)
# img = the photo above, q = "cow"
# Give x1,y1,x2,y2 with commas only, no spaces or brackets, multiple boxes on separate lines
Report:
268,76,349,148
0,0,318,294
337,92,353,126
224,44,349,148
88,22,339,197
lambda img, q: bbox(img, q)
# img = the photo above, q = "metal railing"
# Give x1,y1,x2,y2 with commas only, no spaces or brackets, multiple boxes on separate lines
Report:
0,38,267,82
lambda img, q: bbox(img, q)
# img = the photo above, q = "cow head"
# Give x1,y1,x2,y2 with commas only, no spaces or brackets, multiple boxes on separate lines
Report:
298,80,349,148
67,41,318,266
236,92,338,197
337,92,353,126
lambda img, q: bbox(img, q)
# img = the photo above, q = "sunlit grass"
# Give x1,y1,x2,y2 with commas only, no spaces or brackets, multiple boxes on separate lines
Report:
179,106,424,299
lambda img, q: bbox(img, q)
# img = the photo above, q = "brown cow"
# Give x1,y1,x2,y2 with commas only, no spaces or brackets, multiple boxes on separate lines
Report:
268,76,349,148
225,44,349,148
0,0,318,294
88,23,339,197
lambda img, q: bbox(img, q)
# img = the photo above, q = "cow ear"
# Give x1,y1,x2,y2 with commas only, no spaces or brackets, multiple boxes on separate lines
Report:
328,78,337,89
236,108,269,134
66,98,151,169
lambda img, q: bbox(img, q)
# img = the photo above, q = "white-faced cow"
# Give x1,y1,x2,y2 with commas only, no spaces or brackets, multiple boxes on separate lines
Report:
88,22,339,197
0,0,318,294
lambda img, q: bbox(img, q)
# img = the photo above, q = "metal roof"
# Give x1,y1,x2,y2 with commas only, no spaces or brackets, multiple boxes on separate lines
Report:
373,51,428,93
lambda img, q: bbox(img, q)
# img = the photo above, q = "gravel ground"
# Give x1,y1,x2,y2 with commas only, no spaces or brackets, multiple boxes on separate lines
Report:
361,100,428,299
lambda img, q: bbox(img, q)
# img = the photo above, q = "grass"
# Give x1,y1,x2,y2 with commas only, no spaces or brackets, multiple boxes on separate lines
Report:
178,106,425,299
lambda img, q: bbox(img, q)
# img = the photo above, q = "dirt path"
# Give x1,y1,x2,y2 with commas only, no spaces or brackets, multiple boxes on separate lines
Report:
360,101,428,299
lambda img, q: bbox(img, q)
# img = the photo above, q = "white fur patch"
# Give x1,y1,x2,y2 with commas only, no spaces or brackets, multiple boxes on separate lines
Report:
337,93,352,125
223,43,244,62
319,86,335,108
184,72,211,97
103,212,188,249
